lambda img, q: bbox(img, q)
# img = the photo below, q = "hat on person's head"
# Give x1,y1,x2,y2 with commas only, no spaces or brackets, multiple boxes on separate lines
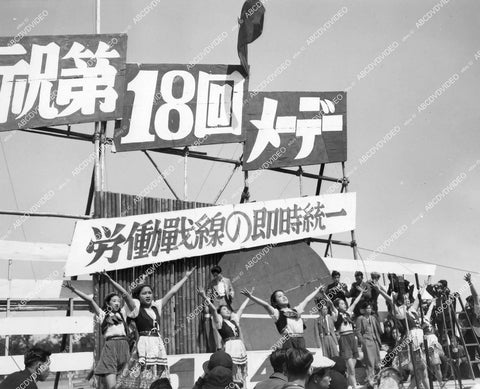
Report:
203,350,233,374
330,356,346,375
202,366,235,389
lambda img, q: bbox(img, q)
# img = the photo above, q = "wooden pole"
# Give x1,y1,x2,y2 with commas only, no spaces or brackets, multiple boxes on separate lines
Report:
342,162,357,259
184,148,188,201
0,210,91,219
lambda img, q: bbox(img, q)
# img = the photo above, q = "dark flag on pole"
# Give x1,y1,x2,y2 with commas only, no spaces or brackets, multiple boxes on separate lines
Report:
237,0,265,76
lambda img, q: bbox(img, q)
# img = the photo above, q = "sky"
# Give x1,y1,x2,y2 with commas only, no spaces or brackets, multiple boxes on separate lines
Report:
0,0,479,295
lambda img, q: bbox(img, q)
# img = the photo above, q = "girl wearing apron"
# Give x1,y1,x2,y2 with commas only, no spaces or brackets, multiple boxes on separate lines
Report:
111,267,196,388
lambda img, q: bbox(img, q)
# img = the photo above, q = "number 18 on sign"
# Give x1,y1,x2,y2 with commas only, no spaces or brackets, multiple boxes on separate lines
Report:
114,64,248,151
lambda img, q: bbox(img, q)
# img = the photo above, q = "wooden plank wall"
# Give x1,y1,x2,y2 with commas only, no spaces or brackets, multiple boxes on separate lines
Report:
94,191,221,357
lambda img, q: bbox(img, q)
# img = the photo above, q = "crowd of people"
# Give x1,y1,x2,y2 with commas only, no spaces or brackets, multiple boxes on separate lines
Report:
1,266,480,389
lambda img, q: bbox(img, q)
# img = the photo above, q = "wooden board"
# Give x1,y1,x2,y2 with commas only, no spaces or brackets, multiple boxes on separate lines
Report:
243,91,347,170
0,34,127,131
0,315,93,336
114,64,247,151
0,352,93,375
0,279,92,299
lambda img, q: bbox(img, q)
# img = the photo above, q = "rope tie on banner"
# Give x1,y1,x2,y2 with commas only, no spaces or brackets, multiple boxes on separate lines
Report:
240,170,250,203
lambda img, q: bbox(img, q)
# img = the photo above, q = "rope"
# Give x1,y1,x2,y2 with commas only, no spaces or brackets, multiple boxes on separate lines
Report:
143,151,180,200
214,164,239,204
357,246,480,274
0,134,36,281
194,144,225,201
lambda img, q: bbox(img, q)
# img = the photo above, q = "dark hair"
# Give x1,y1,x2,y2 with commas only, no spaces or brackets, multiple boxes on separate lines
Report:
270,349,287,373
132,284,153,299
360,301,372,310
438,280,448,288
270,290,290,309
216,304,233,315
149,378,173,389
102,292,121,312
331,270,340,278
333,298,344,308
285,348,313,377
211,265,222,275
354,271,363,277
24,346,51,368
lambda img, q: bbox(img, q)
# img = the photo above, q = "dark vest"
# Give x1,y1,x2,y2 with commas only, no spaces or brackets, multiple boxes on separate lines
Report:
133,305,161,333
218,319,240,339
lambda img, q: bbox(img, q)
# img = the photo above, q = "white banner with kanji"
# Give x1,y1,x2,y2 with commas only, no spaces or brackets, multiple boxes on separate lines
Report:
65,193,356,276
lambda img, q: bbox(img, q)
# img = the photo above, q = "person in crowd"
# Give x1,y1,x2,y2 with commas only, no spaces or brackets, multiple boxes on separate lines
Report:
63,278,132,389
376,367,404,389
461,273,480,377
314,287,339,359
375,283,429,389
423,322,444,387
282,348,314,389
368,272,382,315
193,350,238,389
240,285,323,349
115,267,196,387
254,349,287,389
355,302,383,388
0,346,51,389
387,274,414,303
349,271,372,317
426,279,455,342
207,265,235,310
326,271,350,303
206,265,235,350
306,368,332,389
327,285,366,388
198,287,251,386
149,378,173,389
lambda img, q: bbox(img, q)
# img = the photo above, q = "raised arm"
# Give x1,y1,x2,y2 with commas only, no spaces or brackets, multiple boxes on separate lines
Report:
411,281,428,312
347,286,366,315
101,271,135,312
375,284,393,304
197,288,222,328
162,266,196,305
63,281,102,316
465,273,480,305
240,288,276,316
236,288,254,319
320,287,338,317
296,285,324,313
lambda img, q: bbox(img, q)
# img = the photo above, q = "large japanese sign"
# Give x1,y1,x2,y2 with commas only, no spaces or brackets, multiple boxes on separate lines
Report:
65,193,356,276
114,64,247,151
243,92,347,170
0,34,127,131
